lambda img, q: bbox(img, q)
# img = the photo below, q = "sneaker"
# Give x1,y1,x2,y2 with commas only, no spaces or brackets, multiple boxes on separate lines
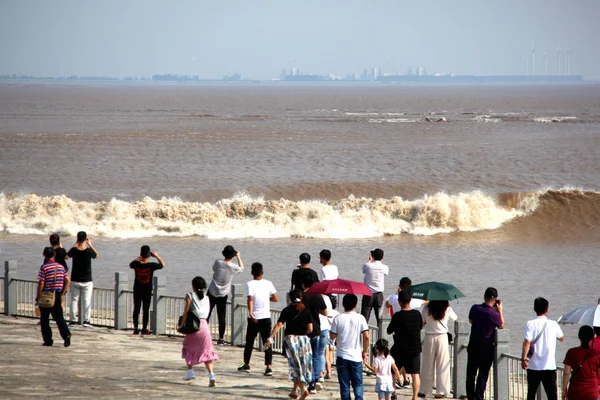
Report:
263,367,273,376
133,329,140,335
82,321,93,328
237,364,250,373
418,393,427,398
42,342,53,346
69,321,79,326
141,329,152,335
308,384,317,394
182,370,196,381
315,381,323,391
64,336,71,348
217,339,225,345
209,379,216,387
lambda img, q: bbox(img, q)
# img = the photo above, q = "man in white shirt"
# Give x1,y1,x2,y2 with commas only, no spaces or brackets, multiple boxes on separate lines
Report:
330,294,370,400
238,262,278,376
360,248,389,327
521,297,565,400
319,249,339,281
385,277,424,316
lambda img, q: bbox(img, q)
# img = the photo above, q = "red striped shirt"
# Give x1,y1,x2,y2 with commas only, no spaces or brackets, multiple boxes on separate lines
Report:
38,261,66,291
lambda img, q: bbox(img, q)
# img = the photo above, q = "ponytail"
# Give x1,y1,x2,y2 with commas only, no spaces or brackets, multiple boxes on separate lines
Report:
289,290,305,312
192,276,207,300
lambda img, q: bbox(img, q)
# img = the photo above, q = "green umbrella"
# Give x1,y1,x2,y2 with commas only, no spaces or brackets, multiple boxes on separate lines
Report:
406,281,465,301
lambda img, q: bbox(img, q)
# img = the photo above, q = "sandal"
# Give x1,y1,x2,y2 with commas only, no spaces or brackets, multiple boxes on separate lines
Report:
288,390,298,399
434,394,446,399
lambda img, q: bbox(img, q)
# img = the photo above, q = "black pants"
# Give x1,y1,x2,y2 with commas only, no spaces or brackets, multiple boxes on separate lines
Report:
40,291,71,345
133,285,152,330
527,369,557,400
243,317,272,366
466,343,494,400
361,292,383,326
207,291,228,340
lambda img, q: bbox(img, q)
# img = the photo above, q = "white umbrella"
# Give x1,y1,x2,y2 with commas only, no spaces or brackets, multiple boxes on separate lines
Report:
558,299,600,326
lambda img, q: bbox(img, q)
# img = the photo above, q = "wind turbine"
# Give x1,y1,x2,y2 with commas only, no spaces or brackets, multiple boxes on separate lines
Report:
543,52,547,76
556,45,562,76
565,49,572,75
531,40,535,77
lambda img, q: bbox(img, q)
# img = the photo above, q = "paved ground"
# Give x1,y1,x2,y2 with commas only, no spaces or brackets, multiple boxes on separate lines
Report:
0,315,419,399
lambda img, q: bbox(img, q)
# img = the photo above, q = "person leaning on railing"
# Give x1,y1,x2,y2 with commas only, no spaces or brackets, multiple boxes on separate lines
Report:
561,325,600,400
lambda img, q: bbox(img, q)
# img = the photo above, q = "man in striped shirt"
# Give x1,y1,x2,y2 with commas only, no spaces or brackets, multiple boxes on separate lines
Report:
36,247,71,347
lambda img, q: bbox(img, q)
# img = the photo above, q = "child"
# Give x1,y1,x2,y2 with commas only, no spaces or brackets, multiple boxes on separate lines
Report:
364,339,402,400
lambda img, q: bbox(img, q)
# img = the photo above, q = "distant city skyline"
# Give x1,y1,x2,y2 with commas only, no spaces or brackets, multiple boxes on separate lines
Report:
1,1,599,79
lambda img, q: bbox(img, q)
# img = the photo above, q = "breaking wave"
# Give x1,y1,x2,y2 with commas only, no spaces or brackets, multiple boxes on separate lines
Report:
2,189,579,239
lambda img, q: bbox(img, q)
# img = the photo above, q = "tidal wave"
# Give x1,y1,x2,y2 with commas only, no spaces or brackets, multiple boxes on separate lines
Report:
0,189,561,239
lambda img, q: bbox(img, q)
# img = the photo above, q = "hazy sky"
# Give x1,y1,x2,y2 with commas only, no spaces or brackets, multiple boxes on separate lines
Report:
1,0,599,79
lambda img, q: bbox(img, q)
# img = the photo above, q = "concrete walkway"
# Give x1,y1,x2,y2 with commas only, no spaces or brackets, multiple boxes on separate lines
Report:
0,316,419,399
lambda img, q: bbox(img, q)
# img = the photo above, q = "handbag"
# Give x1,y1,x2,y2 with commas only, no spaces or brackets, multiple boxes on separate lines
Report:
177,293,201,334
527,321,547,359
38,264,58,308
177,313,200,334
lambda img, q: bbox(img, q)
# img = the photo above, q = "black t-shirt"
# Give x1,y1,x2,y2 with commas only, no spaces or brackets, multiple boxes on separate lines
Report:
387,309,423,355
68,247,97,282
130,260,163,288
54,247,69,272
302,293,326,337
291,267,319,291
278,305,313,336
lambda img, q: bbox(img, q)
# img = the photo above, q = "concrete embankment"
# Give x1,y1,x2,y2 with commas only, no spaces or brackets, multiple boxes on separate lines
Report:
0,316,416,399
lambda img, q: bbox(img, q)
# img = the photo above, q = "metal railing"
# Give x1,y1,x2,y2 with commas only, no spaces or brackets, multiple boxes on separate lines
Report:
14,279,38,317
502,354,564,400
89,287,115,327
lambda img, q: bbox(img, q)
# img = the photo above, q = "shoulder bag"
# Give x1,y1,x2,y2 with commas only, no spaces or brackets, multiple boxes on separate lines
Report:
177,293,200,334
440,321,453,344
527,321,548,359
38,265,58,308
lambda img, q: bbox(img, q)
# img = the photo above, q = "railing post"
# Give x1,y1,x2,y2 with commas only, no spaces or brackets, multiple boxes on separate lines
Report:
230,283,244,346
114,272,128,330
78,290,85,325
151,276,166,335
4,260,17,316
453,321,470,399
494,328,511,400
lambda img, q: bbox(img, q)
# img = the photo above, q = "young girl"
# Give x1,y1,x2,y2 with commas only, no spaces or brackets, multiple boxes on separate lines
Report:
364,339,402,400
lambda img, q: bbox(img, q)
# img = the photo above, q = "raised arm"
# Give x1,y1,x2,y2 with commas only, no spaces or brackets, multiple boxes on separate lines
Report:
151,251,166,268
235,251,244,270
86,238,99,258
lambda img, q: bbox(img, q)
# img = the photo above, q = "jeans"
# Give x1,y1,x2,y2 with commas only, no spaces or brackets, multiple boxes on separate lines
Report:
466,343,494,400
40,291,70,345
310,330,328,384
527,369,557,400
336,357,364,400
133,284,152,330
207,291,228,340
70,281,93,323
243,317,272,366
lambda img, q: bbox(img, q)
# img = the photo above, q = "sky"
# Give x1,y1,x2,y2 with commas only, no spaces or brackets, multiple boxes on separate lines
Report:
1,0,599,79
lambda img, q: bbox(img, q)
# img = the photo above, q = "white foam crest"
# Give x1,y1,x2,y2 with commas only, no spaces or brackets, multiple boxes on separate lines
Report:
368,118,419,123
344,112,380,116
472,115,501,123
533,116,577,123
0,190,547,239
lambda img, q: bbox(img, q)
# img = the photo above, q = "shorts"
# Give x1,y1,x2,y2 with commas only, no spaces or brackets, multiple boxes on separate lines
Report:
377,390,393,399
394,353,420,374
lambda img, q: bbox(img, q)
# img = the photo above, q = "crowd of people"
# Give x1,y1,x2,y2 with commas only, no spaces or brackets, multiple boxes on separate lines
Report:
35,238,600,400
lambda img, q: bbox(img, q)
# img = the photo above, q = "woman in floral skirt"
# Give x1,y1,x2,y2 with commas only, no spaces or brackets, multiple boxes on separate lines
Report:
179,276,219,386
267,290,313,399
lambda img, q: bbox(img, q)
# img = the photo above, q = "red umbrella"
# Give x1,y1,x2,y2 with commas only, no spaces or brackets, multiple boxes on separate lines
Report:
306,278,372,296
